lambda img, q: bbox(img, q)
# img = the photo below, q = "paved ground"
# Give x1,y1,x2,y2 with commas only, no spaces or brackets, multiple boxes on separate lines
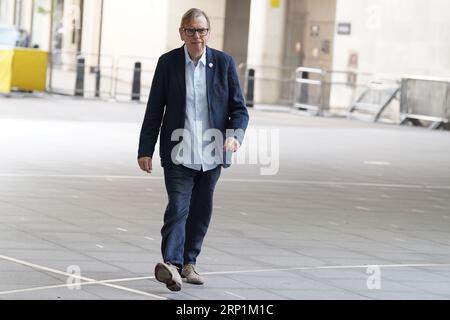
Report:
0,94,450,300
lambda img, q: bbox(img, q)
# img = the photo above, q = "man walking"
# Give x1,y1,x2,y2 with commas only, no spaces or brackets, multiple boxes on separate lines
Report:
138,8,249,291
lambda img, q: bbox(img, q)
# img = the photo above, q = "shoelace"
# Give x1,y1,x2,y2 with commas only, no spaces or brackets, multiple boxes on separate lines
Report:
184,265,199,275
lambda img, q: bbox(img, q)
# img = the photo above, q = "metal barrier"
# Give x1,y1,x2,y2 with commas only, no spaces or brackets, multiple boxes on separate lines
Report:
293,68,370,116
400,76,450,129
113,55,158,102
293,68,400,121
48,50,114,98
293,67,324,115
347,77,400,122
46,51,160,102
238,63,296,107
44,53,449,130
325,70,375,114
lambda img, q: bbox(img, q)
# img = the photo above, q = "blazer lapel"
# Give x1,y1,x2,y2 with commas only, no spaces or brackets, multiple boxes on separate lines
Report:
206,46,216,126
175,45,186,118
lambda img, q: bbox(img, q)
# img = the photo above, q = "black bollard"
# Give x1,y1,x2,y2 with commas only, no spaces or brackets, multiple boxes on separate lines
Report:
131,62,141,101
300,71,309,105
246,68,255,108
75,57,85,97
94,66,101,97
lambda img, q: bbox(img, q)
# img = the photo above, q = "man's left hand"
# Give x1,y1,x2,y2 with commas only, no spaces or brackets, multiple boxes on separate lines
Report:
224,137,241,152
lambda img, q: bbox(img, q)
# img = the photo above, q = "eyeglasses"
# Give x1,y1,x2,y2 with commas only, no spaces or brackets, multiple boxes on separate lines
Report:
182,28,209,37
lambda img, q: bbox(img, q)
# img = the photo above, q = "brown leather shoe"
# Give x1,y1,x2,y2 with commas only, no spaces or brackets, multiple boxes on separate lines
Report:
154,262,182,291
181,264,204,285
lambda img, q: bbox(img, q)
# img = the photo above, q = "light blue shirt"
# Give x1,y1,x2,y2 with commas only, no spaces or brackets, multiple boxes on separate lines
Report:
179,45,219,172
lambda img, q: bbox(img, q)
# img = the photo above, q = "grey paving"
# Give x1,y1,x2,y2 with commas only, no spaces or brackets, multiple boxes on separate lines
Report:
0,94,450,300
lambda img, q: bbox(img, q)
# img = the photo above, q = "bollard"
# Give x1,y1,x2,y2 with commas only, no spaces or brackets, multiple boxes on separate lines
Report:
300,71,309,105
246,68,255,108
94,66,101,97
74,57,85,97
131,62,141,101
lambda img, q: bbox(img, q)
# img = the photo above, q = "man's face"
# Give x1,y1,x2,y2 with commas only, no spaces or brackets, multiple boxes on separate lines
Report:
179,15,210,60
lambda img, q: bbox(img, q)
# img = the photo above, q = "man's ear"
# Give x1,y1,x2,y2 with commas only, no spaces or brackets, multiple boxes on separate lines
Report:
179,28,184,41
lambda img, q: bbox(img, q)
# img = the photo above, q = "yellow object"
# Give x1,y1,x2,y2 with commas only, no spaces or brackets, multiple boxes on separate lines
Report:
0,49,14,93
0,48,48,94
270,0,281,8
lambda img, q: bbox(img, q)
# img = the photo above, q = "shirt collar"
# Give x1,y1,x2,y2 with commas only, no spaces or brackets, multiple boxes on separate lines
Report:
184,44,206,67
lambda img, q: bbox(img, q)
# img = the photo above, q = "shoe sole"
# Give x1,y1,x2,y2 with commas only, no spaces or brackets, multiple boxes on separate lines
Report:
155,263,181,291
183,278,204,285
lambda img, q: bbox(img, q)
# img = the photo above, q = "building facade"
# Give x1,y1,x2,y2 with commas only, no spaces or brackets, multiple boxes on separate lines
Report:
1,0,449,109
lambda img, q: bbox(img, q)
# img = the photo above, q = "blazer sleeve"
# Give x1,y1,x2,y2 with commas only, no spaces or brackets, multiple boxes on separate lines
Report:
226,56,249,145
138,56,166,159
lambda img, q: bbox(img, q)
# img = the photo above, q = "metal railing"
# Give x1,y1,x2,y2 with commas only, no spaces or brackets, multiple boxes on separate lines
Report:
112,55,157,102
48,50,114,98
238,63,296,107
293,68,401,121
325,70,376,114
41,55,450,130
47,51,158,101
347,77,400,122
293,67,324,115
400,75,450,129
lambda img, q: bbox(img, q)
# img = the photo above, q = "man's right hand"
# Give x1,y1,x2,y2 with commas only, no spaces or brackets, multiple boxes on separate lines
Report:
138,157,153,173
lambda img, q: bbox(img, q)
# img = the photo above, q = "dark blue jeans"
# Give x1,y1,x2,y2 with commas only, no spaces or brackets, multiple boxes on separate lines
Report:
161,164,222,268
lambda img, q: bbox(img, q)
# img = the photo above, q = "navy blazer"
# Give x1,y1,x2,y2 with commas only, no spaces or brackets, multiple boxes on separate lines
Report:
138,45,249,168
